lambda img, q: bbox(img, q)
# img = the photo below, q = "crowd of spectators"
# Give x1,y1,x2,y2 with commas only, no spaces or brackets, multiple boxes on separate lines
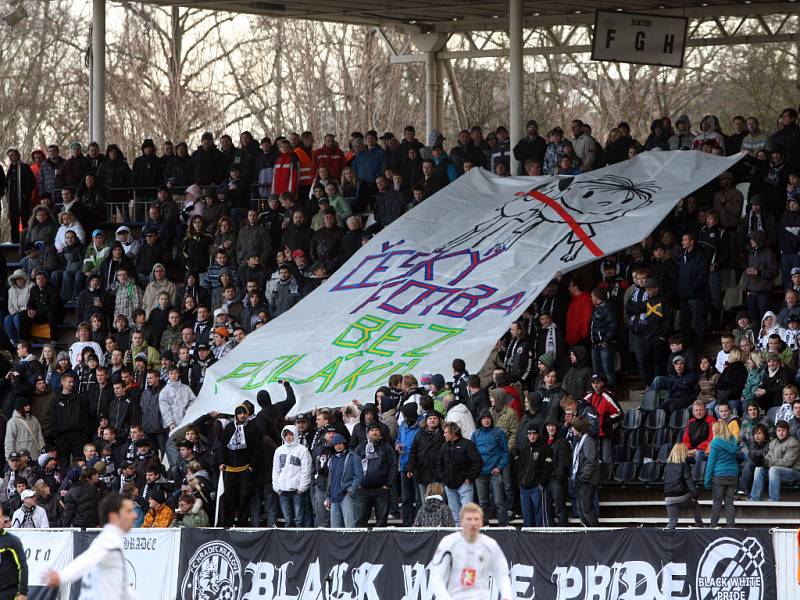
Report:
2,108,800,530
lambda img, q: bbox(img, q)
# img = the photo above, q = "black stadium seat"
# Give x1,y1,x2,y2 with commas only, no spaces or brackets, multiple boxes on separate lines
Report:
668,408,690,432
638,462,662,483
656,442,672,464
640,390,662,412
766,406,780,423
611,444,630,464
622,409,642,431
613,462,637,483
645,409,667,431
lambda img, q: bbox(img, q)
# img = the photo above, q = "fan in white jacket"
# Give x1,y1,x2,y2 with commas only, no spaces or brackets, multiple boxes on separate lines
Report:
445,396,476,440
757,311,782,350
272,425,312,494
159,371,196,431
11,491,49,528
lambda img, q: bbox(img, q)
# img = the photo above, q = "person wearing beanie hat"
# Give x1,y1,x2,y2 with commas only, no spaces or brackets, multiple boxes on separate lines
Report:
537,352,555,373
405,409,444,506
428,374,448,413
5,396,45,459
218,403,258,526
142,486,174,527
211,326,233,360
352,417,395,527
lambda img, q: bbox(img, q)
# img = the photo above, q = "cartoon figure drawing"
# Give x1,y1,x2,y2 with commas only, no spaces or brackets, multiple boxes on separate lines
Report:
435,174,661,263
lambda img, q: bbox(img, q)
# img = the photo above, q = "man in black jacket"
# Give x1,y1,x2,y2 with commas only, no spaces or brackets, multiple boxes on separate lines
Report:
406,411,444,501
55,373,90,469
571,417,600,527
353,423,395,527
219,404,258,526
438,421,483,526
19,270,61,341
636,279,672,387
190,132,225,186
544,418,572,526
108,381,140,437
513,120,547,175
5,148,36,244
590,287,618,388
502,321,533,389
676,232,709,351
513,426,553,527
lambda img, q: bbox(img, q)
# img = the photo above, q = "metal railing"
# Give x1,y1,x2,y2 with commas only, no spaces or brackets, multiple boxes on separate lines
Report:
52,183,270,227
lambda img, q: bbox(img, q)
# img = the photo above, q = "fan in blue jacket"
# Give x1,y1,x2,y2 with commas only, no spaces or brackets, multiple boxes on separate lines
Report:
471,409,509,477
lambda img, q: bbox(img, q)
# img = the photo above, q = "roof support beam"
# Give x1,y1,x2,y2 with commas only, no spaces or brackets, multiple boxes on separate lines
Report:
390,31,800,63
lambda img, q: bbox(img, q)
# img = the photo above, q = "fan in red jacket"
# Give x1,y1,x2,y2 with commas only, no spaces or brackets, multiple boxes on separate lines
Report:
313,134,346,181
566,280,593,346
272,139,299,197
682,400,716,454
583,373,622,438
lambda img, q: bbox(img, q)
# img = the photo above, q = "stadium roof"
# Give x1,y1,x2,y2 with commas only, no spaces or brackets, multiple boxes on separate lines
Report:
137,1,798,31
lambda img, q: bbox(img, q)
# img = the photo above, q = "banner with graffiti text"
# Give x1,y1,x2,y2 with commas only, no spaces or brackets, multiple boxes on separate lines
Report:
179,151,741,423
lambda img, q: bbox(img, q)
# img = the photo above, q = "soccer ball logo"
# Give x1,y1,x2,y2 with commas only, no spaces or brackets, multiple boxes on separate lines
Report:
696,537,765,600
181,541,243,600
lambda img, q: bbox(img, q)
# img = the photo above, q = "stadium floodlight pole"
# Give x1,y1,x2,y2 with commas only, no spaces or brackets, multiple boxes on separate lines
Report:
508,0,523,175
91,0,106,150
425,50,438,142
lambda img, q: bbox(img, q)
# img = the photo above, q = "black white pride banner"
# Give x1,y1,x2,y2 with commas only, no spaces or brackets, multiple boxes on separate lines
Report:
176,528,776,600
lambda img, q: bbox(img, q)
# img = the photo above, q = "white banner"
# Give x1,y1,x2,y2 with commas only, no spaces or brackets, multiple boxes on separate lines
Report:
178,151,741,424
72,528,180,600
592,10,688,68
12,528,75,600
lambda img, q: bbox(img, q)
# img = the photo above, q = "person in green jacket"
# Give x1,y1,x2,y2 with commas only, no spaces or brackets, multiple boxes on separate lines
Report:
704,420,740,527
175,494,209,528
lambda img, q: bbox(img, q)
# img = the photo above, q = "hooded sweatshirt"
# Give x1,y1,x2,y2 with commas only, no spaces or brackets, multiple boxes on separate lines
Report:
143,263,177,316
273,425,312,493
471,410,509,476
489,389,519,450
5,406,45,458
758,311,782,350
349,403,392,449
746,230,777,294
562,346,592,401
445,397,476,441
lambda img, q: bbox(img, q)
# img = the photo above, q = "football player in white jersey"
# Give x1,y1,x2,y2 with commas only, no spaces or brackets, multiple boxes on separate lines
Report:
44,493,139,600
428,503,512,600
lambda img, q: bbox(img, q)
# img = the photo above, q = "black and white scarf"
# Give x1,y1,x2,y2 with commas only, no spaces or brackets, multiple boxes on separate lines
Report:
227,423,247,451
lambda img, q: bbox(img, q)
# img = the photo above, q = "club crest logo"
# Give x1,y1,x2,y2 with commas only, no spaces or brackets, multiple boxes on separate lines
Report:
460,567,477,588
696,537,765,600
181,541,243,600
